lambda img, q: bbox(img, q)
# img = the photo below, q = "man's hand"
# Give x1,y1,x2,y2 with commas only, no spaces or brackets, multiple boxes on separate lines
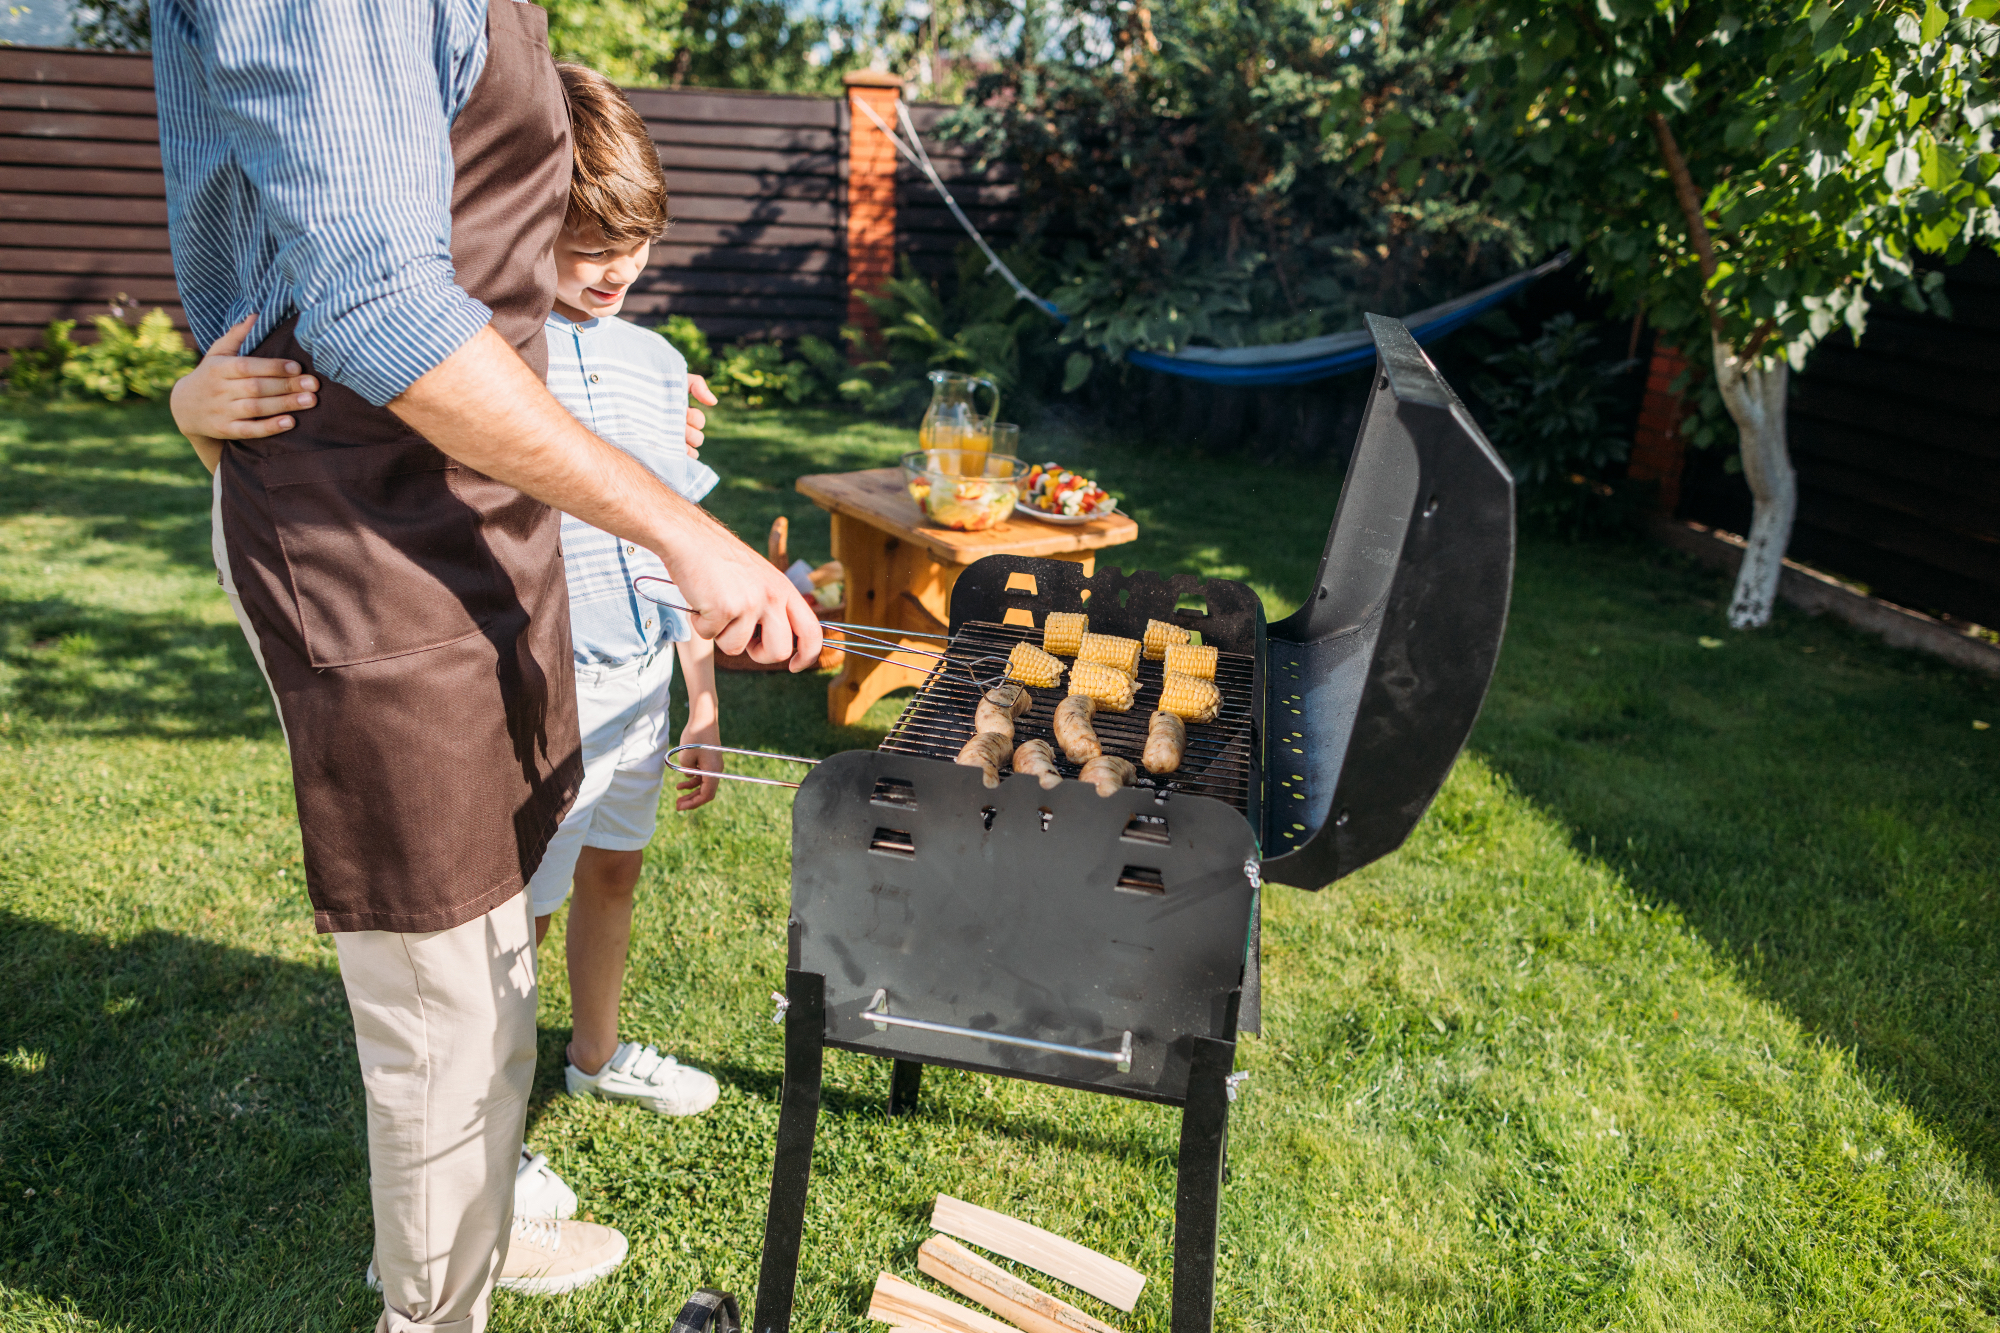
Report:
388,327,821,669
668,538,823,663
685,373,716,459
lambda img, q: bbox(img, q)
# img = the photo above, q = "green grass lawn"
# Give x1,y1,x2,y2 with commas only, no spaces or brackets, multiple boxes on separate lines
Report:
2,399,1996,1332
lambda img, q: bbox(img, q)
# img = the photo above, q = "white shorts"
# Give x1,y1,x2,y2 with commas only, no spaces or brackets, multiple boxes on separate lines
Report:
527,646,679,917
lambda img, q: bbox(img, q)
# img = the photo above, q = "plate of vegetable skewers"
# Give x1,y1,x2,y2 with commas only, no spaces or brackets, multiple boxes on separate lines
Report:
1015,461,1118,524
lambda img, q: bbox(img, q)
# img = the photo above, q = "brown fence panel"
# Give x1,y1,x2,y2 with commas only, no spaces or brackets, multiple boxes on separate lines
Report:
1677,249,2000,628
636,86,847,342
0,50,859,355
894,101,1018,285
0,46,173,353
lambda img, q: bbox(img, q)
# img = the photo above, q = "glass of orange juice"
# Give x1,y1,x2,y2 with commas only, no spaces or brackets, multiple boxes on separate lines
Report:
959,413,995,469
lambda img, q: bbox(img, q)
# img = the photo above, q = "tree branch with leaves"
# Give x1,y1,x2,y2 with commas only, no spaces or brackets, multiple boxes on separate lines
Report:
1386,0,1999,626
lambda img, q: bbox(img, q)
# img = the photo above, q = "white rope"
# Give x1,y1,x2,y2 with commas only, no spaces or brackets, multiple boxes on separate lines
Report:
848,92,1063,318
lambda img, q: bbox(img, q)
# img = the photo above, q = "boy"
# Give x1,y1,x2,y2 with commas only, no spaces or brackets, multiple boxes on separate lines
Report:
172,61,729,1294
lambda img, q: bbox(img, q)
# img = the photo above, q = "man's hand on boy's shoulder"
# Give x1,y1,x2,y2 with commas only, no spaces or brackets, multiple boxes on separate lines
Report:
685,375,716,458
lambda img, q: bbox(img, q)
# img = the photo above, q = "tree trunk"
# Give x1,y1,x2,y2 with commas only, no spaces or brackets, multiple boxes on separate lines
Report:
1711,331,1795,629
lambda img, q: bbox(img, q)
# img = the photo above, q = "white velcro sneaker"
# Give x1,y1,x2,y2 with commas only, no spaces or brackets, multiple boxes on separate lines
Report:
566,1042,719,1117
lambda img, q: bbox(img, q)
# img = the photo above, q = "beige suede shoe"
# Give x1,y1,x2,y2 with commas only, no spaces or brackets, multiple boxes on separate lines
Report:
497,1215,629,1295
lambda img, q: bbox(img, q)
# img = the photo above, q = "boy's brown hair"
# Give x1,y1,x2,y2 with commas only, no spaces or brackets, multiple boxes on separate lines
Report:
557,62,670,242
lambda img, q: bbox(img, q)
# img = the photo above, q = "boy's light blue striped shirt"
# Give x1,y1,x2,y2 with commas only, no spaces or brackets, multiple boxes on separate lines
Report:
546,312,720,667
153,0,499,405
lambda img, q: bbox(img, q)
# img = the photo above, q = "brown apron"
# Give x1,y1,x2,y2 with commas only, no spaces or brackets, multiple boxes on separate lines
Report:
218,0,581,935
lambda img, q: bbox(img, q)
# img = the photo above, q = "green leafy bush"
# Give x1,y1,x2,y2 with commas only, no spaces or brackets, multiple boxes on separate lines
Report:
6,304,194,403
844,248,1067,416
657,315,847,409
5,321,82,399
943,0,1532,377
660,315,715,378
1471,313,1641,536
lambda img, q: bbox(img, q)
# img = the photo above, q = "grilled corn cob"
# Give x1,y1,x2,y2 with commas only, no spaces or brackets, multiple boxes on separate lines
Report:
1142,618,1190,660
1077,632,1141,679
1162,641,1218,682
1065,658,1137,712
1005,641,1065,688
1157,670,1221,723
1042,611,1089,657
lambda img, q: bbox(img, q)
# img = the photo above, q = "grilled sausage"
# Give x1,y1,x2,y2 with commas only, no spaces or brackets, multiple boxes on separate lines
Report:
1078,754,1136,797
1053,694,1102,763
954,730,1012,788
973,682,1033,739
1142,709,1186,774
1012,738,1063,790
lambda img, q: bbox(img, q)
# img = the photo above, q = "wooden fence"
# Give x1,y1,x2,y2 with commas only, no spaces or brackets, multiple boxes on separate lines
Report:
1674,249,2000,629
9,43,1992,630
0,48,174,356
0,45,1016,356
895,102,1019,285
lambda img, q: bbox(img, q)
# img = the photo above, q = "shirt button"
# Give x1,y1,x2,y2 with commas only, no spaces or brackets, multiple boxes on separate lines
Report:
589,373,600,383
644,618,654,629
625,544,636,554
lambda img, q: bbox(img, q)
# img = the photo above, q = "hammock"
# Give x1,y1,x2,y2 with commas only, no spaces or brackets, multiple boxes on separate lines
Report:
851,95,1567,387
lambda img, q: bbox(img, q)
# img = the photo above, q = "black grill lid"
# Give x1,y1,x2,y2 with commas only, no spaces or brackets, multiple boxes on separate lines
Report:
1258,315,1514,887
944,315,1512,890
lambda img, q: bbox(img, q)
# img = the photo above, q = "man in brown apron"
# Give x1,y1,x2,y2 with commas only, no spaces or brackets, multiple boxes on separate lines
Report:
156,2,820,1326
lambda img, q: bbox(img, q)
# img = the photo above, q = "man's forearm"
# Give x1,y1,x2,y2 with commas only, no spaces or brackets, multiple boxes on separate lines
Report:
387,325,724,563
386,325,822,669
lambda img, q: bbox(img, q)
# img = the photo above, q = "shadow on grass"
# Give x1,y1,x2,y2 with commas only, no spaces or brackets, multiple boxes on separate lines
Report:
0,595,279,739
1,402,217,577
1471,537,2000,1184
0,910,374,1331
691,413,2000,1194
687,1055,1182,1170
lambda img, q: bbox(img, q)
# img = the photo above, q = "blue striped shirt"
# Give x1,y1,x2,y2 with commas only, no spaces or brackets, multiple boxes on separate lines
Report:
546,312,720,666
152,0,499,406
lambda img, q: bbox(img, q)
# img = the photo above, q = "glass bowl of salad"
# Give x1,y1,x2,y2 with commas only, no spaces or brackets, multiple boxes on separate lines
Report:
1016,462,1117,524
901,450,1028,531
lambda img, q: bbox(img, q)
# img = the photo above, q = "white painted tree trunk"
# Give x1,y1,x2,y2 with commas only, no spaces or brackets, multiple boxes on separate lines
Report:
1712,332,1796,629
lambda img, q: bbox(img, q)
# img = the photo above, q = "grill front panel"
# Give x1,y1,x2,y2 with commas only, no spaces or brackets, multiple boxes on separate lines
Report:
877,619,1258,816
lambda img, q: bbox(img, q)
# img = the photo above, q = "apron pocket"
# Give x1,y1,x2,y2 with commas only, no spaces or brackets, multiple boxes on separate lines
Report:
264,439,513,669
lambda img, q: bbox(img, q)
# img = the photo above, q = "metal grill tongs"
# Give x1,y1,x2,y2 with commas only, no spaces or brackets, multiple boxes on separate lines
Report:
632,574,1010,689
636,576,1009,791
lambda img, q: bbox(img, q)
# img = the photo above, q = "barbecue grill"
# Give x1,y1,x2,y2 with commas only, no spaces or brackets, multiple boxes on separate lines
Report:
721,316,1513,1333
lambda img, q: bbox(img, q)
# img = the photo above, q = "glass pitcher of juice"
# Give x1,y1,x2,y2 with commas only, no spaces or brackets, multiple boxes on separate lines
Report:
920,371,999,469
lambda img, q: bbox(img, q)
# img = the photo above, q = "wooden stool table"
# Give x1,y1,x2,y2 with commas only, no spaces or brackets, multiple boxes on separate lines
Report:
797,467,1139,726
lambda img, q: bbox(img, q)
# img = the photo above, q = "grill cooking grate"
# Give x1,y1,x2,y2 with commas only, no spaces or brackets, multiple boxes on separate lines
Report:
878,620,1257,814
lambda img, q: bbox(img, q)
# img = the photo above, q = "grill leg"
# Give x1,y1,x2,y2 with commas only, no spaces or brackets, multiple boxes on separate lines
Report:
887,1059,924,1116
754,970,825,1333
1170,1036,1235,1333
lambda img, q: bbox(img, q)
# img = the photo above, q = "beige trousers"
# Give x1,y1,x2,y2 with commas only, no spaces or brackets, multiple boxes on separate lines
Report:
335,890,540,1333
217,471,539,1328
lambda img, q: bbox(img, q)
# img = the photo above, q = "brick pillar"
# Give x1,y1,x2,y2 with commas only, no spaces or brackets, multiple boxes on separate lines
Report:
844,70,904,359
1629,343,1690,514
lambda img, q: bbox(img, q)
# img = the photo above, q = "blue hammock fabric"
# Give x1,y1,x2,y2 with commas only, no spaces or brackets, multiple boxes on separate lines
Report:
1122,253,1569,387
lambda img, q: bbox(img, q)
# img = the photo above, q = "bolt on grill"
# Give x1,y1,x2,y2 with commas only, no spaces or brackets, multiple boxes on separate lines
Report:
754,317,1517,1333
